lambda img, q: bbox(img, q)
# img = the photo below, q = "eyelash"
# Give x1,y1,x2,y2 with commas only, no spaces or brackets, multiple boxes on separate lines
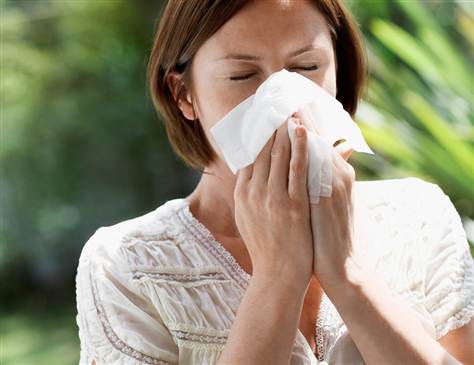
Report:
229,65,319,81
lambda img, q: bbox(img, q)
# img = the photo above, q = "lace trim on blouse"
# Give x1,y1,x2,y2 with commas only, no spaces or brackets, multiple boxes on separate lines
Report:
315,293,347,362
176,199,333,361
315,294,329,361
176,203,251,290
434,249,474,338
132,270,228,282
169,329,228,345
89,265,173,365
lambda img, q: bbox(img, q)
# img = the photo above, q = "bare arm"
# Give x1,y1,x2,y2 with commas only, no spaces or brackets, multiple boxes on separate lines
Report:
324,260,462,365
217,119,313,364
216,270,308,365
292,107,469,365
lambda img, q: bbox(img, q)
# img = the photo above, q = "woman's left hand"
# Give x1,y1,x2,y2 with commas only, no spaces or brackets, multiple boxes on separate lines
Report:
293,109,366,291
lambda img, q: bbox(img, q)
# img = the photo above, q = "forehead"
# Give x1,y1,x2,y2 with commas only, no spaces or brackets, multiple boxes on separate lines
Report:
201,0,333,58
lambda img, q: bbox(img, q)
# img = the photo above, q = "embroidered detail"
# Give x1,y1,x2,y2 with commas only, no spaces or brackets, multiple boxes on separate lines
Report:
315,293,329,361
176,204,251,290
132,270,228,282
433,250,474,338
89,266,174,365
122,231,172,246
314,293,346,362
326,322,348,360
176,199,331,361
169,329,228,344
438,300,474,339
426,249,473,311
166,322,231,338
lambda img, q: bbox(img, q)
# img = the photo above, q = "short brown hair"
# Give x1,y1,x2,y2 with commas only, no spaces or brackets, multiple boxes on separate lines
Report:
147,0,367,172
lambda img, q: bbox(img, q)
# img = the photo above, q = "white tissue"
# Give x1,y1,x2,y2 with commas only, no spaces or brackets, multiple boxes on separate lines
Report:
209,68,374,203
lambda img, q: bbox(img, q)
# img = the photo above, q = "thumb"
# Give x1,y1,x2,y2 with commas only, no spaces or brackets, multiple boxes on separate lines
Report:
334,141,354,161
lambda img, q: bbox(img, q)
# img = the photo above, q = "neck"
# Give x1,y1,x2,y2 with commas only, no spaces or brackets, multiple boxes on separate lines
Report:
185,161,241,239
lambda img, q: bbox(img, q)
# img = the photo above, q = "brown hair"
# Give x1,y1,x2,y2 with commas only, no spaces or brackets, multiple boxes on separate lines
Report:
147,0,367,172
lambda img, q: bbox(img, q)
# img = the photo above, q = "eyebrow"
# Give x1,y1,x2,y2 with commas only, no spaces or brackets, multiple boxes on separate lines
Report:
216,44,320,61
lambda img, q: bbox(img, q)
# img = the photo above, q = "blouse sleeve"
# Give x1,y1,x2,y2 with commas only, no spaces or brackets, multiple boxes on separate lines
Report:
76,227,179,365
420,181,474,340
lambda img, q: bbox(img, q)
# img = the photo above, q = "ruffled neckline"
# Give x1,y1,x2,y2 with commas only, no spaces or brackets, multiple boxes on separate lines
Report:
178,198,252,288
174,197,335,362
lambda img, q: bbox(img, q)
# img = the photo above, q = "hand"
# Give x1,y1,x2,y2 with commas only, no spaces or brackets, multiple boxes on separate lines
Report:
293,108,366,290
234,116,313,290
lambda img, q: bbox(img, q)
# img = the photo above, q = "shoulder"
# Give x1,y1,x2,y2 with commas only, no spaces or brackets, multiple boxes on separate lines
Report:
75,199,186,364
354,177,466,292
77,198,189,270
355,176,467,257
354,176,450,228
356,178,474,339
354,176,440,202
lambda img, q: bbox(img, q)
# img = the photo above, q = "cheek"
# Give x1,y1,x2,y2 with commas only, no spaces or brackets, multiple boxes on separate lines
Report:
191,65,242,132
320,75,337,98
198,86,262,164
313,61,337,98
192,91,241,159
199,87,253,130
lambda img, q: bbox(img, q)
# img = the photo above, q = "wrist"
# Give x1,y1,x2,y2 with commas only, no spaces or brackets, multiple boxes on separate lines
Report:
343,255,370,288
316,263,369,317
318,256,369,296
252,267,311,296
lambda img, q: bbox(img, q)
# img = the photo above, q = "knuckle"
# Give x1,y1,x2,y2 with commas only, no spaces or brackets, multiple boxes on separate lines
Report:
265,194,284,211
333,177,346,193
342,165,355,186
248,185,264,201
281,141,290,153
289,196,306,210
234,184,248,201
288,204,305,222
270,144,281,156
290,159,305,177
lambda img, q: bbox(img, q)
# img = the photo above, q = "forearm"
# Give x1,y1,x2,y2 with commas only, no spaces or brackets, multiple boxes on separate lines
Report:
324,261,461,365
217,272,308,365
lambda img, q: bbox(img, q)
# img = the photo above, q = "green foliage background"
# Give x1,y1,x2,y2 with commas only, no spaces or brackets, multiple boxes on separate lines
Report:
1,0,473,363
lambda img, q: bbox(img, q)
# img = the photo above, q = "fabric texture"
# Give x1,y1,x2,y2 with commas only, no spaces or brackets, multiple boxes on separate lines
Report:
75,177,474,365
209,69,374,204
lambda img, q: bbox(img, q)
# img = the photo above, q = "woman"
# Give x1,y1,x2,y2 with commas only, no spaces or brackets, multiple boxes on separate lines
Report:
75,0,474,364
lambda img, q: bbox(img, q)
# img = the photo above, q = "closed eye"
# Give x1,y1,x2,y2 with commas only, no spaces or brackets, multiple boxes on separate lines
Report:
229,65,319,81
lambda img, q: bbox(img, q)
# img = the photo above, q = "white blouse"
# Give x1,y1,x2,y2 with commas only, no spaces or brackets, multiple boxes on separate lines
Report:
75,177,474,365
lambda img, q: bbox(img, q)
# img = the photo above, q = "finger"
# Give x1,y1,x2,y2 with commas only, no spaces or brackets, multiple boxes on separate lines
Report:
268,119,291,195
252,131,276,184
288,122,309,201
293,105,317,134
235,163,253,191
331,143,356,184
334,141,354,161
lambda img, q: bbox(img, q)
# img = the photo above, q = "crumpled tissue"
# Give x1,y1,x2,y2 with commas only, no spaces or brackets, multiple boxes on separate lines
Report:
210,68,374,203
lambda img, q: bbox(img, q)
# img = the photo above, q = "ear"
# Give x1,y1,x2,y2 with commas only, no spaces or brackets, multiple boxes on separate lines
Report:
166,71,196,121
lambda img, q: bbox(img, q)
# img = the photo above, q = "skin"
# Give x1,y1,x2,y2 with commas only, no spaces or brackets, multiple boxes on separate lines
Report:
166,0,474,363
167,0,336,354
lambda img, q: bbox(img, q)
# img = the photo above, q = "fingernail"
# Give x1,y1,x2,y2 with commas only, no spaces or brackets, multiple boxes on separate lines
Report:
296,126,304,137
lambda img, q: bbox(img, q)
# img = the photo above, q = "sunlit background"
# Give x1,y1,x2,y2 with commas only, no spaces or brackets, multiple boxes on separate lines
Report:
1,0,473,363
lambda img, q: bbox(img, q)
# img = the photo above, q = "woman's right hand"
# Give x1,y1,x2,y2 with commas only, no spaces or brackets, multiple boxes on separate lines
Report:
233,116,313,289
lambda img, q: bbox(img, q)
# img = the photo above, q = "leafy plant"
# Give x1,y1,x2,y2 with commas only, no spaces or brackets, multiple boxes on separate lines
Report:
349,0,474,252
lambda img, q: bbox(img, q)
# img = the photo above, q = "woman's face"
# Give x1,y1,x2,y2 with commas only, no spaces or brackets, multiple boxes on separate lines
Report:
179,0,337,163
